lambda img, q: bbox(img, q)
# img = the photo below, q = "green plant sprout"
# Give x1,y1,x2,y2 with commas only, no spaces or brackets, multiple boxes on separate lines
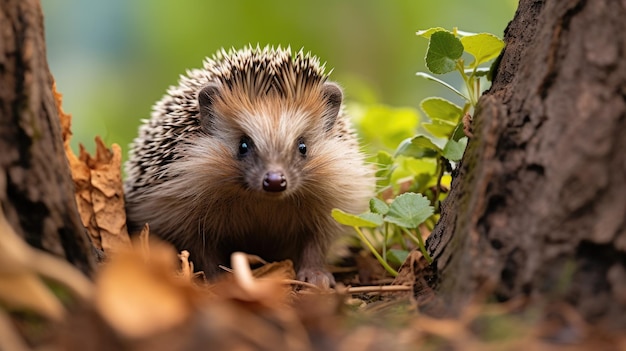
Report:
332,193,434,276
417,27,504,121
333,27,504,276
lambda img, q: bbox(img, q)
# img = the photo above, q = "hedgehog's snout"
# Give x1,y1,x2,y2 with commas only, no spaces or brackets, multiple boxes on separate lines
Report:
263,171,287,192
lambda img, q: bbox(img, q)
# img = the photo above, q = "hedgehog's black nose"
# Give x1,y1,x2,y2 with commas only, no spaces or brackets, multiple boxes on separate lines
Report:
263,171,287,192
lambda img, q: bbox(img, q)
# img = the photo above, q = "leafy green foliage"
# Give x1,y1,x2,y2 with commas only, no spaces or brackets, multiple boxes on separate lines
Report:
334,27,504,277
395,135,440,159
385,193,433,229
461,33,505,68
425,31,464,74
443,138,468,162
333,193,435,276
422,97,463,138
369,198,389,215
420,28,505,107
331,209,382,228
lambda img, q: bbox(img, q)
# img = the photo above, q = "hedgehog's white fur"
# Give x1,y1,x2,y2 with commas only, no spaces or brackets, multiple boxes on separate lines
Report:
124,45,373,286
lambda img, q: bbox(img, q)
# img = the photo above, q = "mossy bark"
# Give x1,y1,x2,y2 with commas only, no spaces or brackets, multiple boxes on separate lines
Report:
409,0,626,329
0,0,95,276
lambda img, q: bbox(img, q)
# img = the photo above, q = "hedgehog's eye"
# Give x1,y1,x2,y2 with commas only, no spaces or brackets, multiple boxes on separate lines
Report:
238,136,252,156
298,139,307,156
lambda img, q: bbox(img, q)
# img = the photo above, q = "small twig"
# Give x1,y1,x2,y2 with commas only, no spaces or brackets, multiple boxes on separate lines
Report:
218,265,233,273
289,280,411,294
344,285,411,294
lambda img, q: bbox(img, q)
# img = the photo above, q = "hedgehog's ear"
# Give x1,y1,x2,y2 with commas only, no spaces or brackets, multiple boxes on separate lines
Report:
321,82,343,132
198,83,221,130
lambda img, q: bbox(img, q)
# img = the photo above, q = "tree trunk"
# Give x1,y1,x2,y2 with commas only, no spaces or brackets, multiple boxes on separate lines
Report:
413,0,626,329
0,0,94,276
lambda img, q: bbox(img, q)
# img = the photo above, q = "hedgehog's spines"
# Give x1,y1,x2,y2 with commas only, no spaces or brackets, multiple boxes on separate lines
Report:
196,45,330,101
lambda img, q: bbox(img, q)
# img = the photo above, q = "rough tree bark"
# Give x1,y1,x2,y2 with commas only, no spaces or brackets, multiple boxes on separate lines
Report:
413,0,626,329
0,0,94,275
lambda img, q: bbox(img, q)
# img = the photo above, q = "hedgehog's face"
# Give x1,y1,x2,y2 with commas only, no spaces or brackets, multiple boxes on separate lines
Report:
197,81,343,199
230,131,307,196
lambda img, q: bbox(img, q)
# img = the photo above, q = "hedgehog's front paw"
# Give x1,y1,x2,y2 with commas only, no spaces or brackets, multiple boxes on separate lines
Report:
297,268,336,289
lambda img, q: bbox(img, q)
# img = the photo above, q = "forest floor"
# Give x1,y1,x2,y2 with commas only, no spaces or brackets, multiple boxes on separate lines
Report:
1,87,624,351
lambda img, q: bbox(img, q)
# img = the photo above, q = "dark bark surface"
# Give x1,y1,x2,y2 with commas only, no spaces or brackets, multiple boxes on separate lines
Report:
0,0,94,276
415,0,626,329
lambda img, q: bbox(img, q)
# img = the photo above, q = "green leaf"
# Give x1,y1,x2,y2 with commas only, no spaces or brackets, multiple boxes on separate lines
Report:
389,158,437,193
387,249,409,266
421,97,462,139
385,193,434,229
332,209,382,228
460,33,505,68
370,198,389,215
425,31,464,74
424,120,457,139
421,97,463,123
450,120,467,141
375,151,395,189
358,212,384,226
409,135,443,152
442,137,468,162
416,27,447,39
401,157,438,176
416,72,468,101
394,135,441,158
376,150,394,167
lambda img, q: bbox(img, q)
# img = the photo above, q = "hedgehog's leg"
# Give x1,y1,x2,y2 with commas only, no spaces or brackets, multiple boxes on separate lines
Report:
296,239,335,289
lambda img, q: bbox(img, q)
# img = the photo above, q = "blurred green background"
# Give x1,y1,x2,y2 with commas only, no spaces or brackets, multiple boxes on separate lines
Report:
42,1,516,160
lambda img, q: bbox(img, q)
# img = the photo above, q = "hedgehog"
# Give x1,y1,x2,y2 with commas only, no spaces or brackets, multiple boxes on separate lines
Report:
124,45,374,287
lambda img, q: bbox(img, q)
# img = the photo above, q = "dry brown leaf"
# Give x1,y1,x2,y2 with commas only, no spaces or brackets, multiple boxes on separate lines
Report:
250,257,294,279
95,238,202,339
211,253,295,308
85,138,131,253
54,83,94,243
84,232,313,349
54,84,131,255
